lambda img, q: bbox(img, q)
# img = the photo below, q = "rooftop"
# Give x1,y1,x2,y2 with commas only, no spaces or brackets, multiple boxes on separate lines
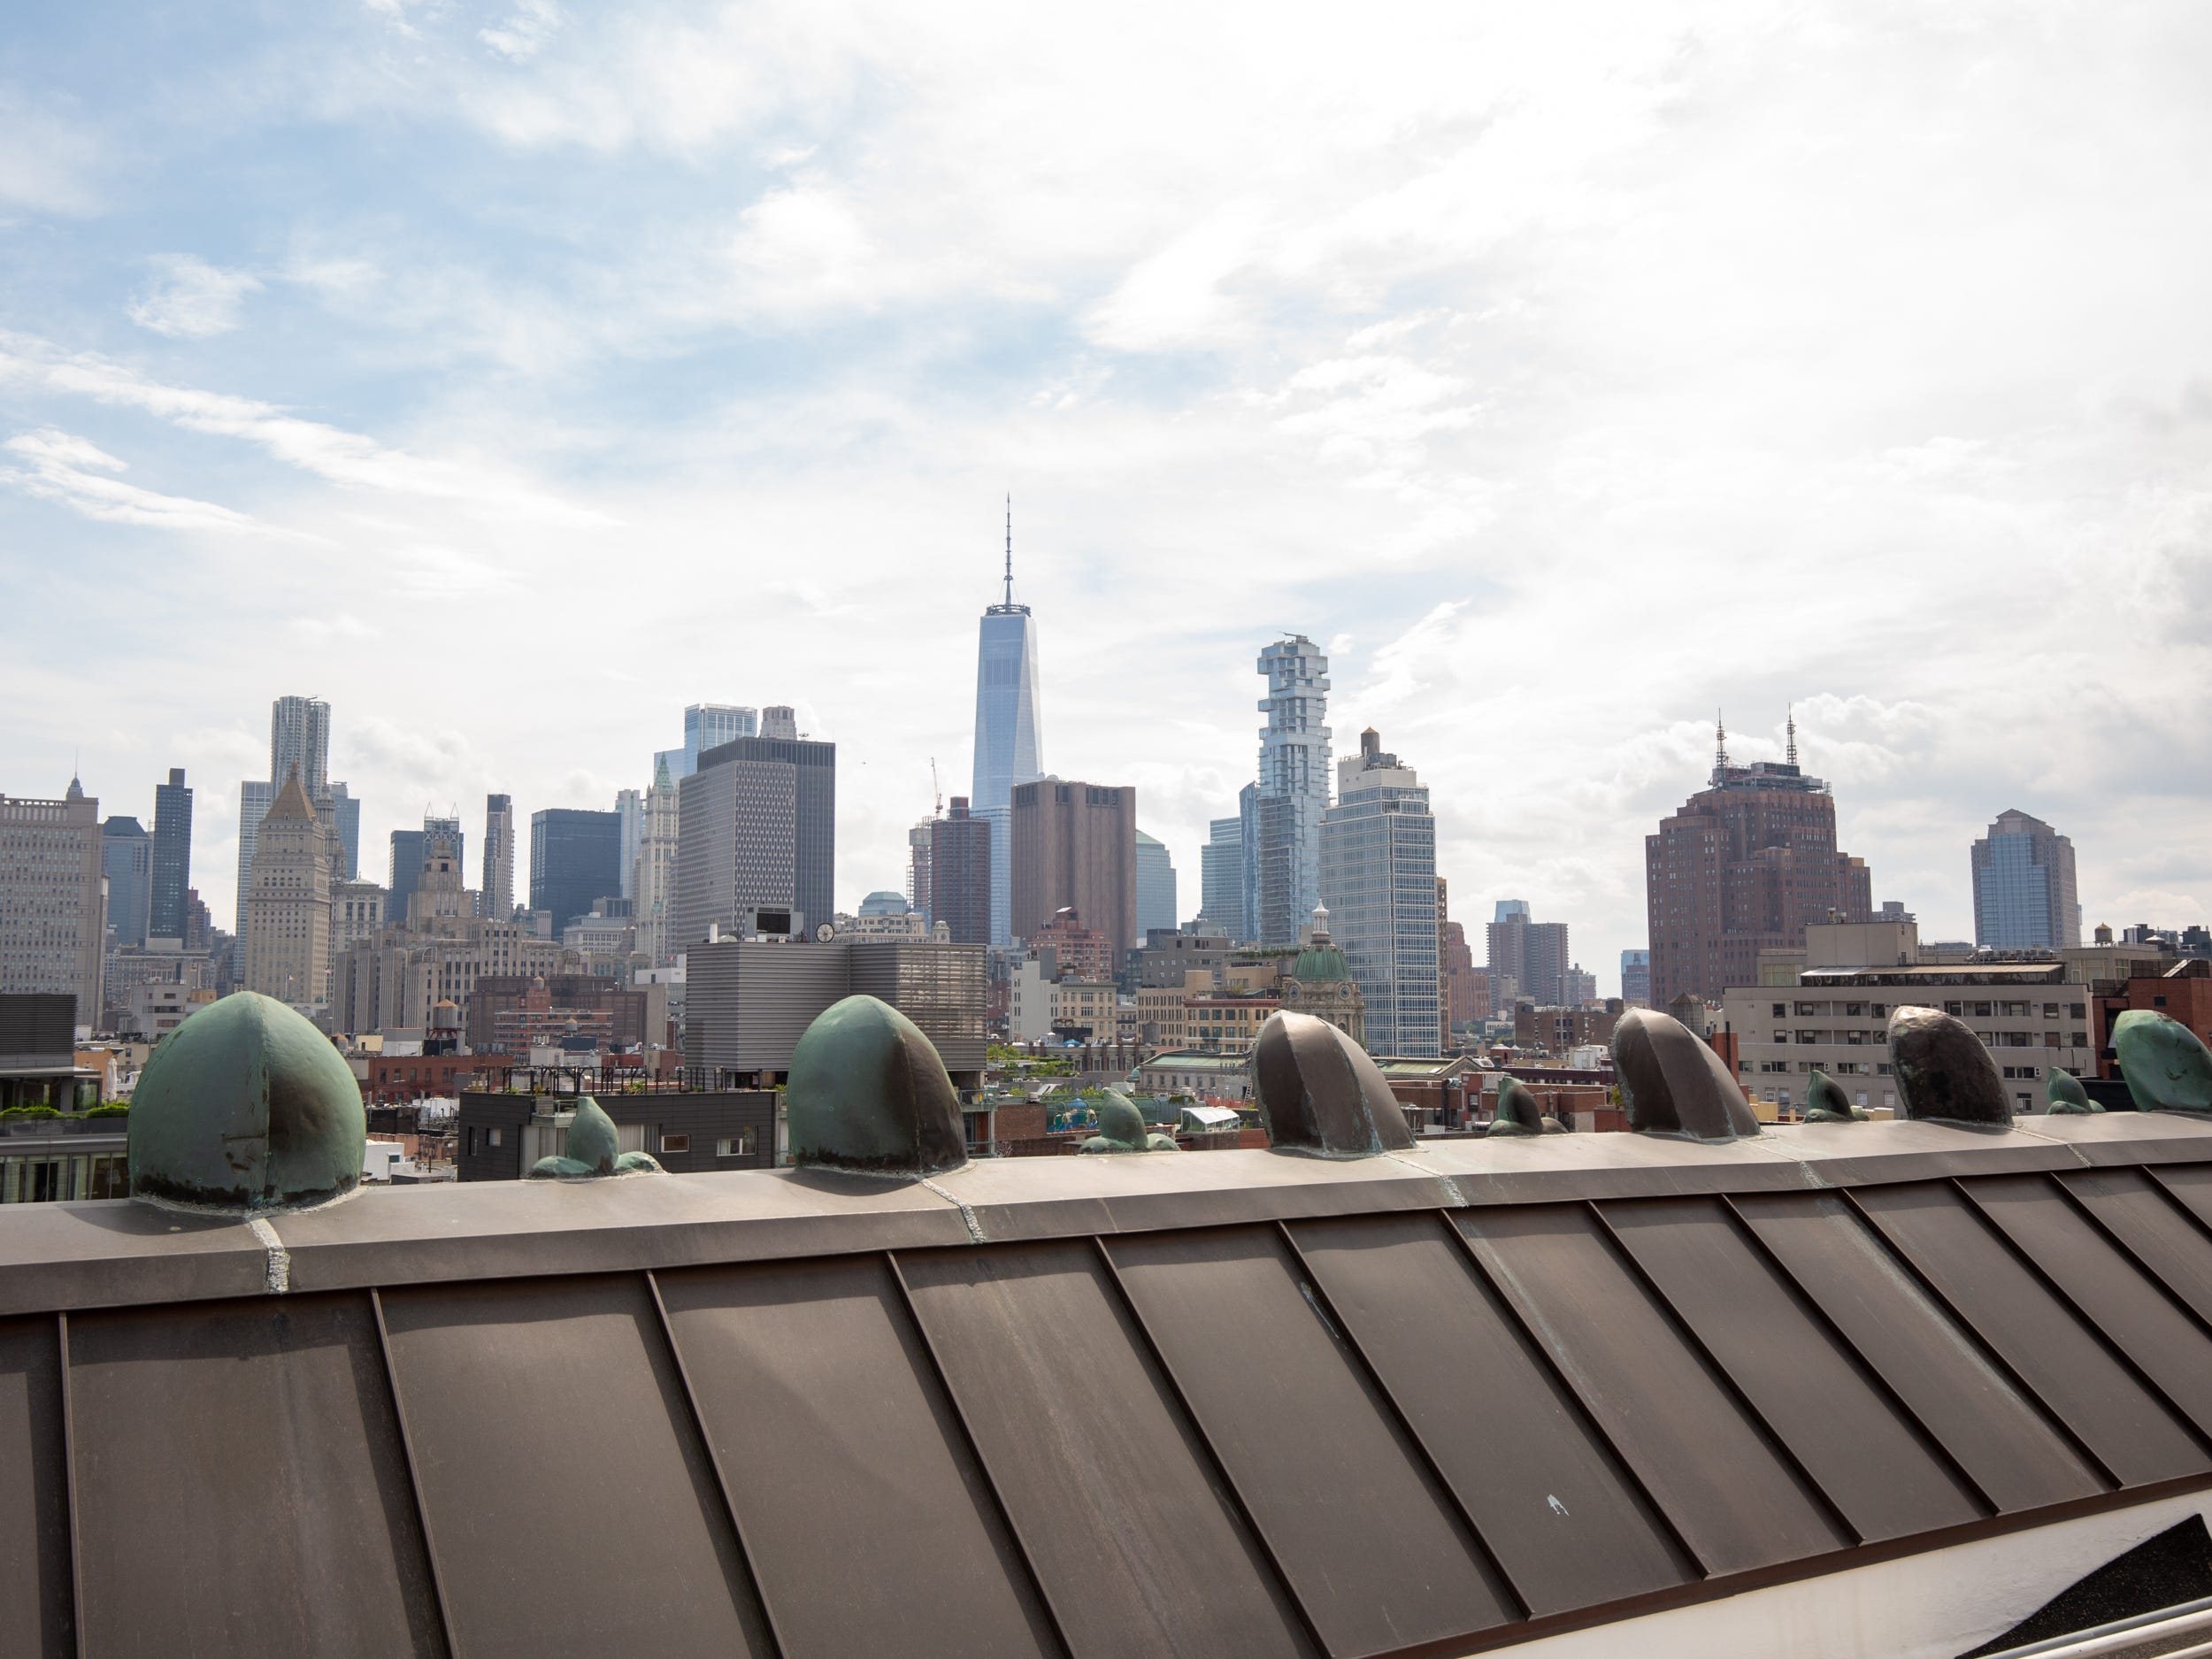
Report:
11,1109,2212,1656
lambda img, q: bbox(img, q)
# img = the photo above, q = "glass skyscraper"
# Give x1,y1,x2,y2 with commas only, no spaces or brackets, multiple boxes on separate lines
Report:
1319,727,1438,1056
1971,810,2080,949
150,767,193,943
655,703,760,782
1200,815,1245,940
970,506,1043,946
1248,634,1332,946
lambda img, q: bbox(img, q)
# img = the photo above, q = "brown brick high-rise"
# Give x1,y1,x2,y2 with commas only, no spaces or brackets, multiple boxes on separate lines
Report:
1645,731,1872,1008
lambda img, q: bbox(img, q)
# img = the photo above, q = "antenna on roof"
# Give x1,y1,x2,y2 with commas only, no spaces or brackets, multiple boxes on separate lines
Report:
1714,710,1730,772
1786,705,1798,767
1003,493,1014,606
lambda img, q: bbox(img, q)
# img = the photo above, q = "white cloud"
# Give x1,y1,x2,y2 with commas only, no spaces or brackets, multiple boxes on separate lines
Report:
0,427,265,534
0,330,604,521
126,255,264,338
0,87,102,215
480,0,563,62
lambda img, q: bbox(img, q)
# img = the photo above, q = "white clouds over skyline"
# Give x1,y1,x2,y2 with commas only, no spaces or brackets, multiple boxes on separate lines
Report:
2,0,2209,979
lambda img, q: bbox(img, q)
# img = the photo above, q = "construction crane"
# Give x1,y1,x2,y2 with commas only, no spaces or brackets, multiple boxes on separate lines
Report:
930,757,943,818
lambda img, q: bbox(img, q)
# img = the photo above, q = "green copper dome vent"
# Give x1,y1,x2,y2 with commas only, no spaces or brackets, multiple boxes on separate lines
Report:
787,995,968,1175
128,992,366,1212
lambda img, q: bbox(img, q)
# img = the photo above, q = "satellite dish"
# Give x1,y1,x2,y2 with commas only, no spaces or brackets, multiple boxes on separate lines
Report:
814,922,835,943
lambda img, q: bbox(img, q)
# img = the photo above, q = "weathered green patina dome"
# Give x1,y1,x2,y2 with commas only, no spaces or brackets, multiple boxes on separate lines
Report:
787,995,967,1175
2114,1010,2212,1113
1290,940,1352,983
128,992,366,1211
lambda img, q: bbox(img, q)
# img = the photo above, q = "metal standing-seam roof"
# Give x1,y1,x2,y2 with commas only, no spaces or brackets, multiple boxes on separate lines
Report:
10,1113,2212,1656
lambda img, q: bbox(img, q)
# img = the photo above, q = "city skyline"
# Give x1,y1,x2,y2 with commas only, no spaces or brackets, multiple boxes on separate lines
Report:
6,6,2210,988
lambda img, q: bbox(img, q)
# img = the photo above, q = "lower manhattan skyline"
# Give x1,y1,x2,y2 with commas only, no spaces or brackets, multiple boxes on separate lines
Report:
5,3,2210,991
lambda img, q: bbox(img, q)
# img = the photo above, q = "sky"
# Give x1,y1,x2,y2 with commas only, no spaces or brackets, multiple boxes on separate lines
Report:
4,0,2209,993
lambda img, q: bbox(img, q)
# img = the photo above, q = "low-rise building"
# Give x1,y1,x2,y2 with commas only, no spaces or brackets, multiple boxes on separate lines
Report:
1050,979,1118,1040
456,1087,777,1178
1722,963,2096,1117
1133,1048,1253,1102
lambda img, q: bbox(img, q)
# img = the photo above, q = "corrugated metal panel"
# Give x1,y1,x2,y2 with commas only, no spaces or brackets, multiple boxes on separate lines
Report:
1104,1225,1518,1653
657,1256,1062,1659
898,1240,1316,1659
0,1313,70,1659
1597,1195,1985,1542
1730,1189,2105,1512
1454,1204,1853,1575
65,1294,443,1658
379,1275,772,1659
1850,1181,2211,1486
1286,1212,1694,1617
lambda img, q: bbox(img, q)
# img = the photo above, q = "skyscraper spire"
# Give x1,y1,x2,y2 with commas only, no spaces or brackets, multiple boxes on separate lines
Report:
1003,493,1014,607
1714,710,1730,775
1786,705,1798,767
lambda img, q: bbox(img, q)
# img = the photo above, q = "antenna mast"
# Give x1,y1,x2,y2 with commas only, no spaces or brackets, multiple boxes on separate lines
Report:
1002,494,1014,606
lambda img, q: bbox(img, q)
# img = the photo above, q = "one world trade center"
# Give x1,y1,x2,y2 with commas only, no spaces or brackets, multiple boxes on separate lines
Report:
971,500,1044,946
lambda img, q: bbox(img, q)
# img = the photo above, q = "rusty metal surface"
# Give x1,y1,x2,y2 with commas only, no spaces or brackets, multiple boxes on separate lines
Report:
0,1315,70,1659
1286,1212,1694,1616
1962,1175,2212,1440
1453,1204,1852,1575
1597,1194,1985,1542
1851,1181,2212,1486
65,1293,442,1658
2061,1168,2212,1325
1103,1225,1517,1653
897,1239,1316,1659
657,1256,1062,1659
378,1275,772,1659
1728,1189,2105,1512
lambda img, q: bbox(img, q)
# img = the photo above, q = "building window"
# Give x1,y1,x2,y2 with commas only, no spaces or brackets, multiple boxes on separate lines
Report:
716,1129,758,1158
488,1127,502,1148
662,1133,689,1154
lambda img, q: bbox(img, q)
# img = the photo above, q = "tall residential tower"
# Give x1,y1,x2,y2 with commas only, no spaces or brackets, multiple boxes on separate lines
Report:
1248,634,1332,947
1319,728,1440,1056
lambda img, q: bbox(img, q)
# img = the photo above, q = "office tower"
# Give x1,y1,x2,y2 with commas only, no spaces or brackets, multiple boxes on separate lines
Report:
1621,949,1652,1005
243,770,332,1005
907,820,934,925
100,817,153,950
633,763,679,965
481,793,515,919
1972,810,2081,950
0,776,105,1015
235,695,342,933
971,504,1045,946
1199,816,1245,941
388,815,463,924
654,703,761,783
1440,921,1479,1036
760,705,800,741
330,783,360,880
1563,964,1596,1007
1248,634,1332,946
1486,903,1570,1008
150,768,193,942
1645,713,1872,1006
1134,831,1178,938
1318,727,1439,1056
530,808,625,936
616,787,644,901
1436,875,1452,1052
1010,780,1136,956
930,798,992,946
672,733,835,949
